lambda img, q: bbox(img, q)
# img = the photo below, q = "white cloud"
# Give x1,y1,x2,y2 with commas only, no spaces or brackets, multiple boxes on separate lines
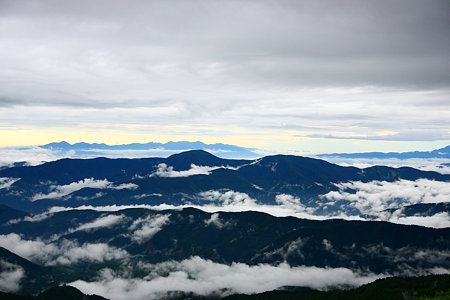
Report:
69,256,383,300
43,214,126,241
129,214,171,244
0,233,59,263
0,233,127,266
150,163,236,178
274,194,315,214
388,212,450,229
0,177,20,190
264,238,307,261
360,245,450,273
275,194,301,207
319,179,450,228
74,214,125,232
0,260,25,293
321,179,450,215
204,213,233,229
322,239,333,251
321,157,450,175
133,193,163,199
46,203,353,222
114,183,139,190
45,190,449,229
47,205,174,214
0,146,67,169
0,147,255,168
7,212,53,225
51,241,128,266
198,190,256,206
32,178,138,201
426,267,450,275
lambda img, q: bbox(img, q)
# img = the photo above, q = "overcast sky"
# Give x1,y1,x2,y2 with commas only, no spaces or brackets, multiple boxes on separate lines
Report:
0,0,449,153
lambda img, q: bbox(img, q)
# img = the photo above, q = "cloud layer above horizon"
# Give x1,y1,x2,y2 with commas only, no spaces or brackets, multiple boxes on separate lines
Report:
0,0,449,152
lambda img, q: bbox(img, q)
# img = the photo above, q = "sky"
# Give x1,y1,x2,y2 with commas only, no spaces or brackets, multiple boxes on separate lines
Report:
0,0,449,154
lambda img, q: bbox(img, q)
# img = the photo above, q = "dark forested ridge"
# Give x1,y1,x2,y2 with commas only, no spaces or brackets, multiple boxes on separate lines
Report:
0,274,448,300
221,274,450,300
0,151,449,299
1,207,449,281
0,285,107,300
0,150,448,214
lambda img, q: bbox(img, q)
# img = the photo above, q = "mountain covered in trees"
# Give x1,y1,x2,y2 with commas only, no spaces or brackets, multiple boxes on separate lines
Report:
0,150,448,217
0,207,449,298
0,150,449,299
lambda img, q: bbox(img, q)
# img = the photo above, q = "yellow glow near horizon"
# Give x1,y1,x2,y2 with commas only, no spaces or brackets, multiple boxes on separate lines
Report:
0,128,266,148
0,128,448,154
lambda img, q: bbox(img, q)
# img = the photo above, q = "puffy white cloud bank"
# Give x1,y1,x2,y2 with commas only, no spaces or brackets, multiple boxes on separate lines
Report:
275,194,316,214
7,213,53,225
322,179,450,214
0,260,25,293
32,178,138,201
0,147,66,169
46,200,448,230
0,233,127,266
129,214,171,244
323,157,450,175
0,177,20,190
45,180,450,229
74,214,125,232
0,147,255,169
70,256,382,300
318,179,450,227
386,212,450,229
151,163,216,177
198,190,257,206
150,163,237,178
46,201,353,224
22,213,128,241
204,213,235,229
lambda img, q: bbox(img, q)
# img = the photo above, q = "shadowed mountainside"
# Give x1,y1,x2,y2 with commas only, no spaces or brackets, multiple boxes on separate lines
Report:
0,150,448,214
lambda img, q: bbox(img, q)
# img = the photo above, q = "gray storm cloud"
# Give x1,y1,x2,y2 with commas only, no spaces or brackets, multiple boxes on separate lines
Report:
1,0,449,98
0,0,449,142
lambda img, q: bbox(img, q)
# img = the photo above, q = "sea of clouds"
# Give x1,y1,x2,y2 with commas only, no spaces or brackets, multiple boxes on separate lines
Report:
39,175,449,228
1,198,449,298
70,257,384,300
1,147,449,297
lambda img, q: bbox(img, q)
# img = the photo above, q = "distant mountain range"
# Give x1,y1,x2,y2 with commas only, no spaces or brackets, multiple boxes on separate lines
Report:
43,142,450,160
318,145,450,159
39,141,259,159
